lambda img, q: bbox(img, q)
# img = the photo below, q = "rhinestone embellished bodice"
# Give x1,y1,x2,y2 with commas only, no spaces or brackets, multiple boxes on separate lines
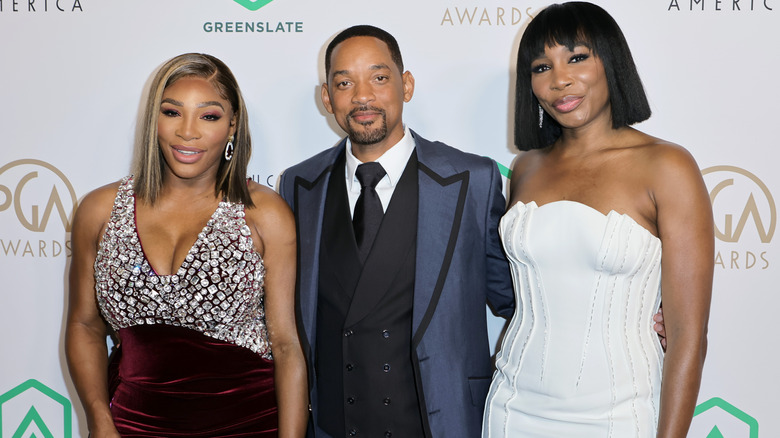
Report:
95,176,271,358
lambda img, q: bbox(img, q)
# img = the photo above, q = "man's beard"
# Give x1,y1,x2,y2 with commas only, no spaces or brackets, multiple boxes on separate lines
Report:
344,106,388,146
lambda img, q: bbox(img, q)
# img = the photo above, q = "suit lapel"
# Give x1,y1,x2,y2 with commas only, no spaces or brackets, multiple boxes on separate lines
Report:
294,133,470,347
411,135,470,345
291,143,345,353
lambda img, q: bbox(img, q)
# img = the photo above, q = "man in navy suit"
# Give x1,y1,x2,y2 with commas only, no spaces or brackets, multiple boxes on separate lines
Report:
279,25,514,437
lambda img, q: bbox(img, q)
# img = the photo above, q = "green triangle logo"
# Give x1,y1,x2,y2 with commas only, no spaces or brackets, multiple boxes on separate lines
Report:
706,425,724,438
11,406,55,438
234,0,274,11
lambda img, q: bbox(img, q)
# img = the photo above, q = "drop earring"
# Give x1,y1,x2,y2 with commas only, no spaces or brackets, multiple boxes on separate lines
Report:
538,105,544,128
224,136,234,161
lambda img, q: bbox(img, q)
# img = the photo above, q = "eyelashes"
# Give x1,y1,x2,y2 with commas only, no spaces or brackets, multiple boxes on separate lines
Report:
530,52,590,74
201,113,223,121
159,108,223,121
570,53,589,63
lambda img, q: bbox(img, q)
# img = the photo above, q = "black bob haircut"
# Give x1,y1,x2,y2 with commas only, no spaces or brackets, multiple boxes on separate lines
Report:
515,2,651,150
324,25,404,80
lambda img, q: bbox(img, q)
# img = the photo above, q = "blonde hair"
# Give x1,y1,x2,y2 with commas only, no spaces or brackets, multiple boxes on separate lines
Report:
133,53,253,206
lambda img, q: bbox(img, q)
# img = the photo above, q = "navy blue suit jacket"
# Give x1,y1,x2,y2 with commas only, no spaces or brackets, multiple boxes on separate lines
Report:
279,131,514,437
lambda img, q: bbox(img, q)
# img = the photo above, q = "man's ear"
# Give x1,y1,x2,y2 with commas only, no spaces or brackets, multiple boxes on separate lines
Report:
321,82,334,114
402,71,415,103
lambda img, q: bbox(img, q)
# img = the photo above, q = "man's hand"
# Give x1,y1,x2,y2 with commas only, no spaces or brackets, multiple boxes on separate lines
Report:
653,307,667,351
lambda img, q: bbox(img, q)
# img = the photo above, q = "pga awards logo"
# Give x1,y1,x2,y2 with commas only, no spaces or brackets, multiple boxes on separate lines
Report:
0,159,77,258
702,165,775,270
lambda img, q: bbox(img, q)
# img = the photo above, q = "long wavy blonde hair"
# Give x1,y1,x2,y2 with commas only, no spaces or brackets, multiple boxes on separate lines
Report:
133,53,253,206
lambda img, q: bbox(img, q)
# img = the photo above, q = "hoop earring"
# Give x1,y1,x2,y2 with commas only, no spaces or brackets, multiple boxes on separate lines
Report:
538,104,544,129
224,136,235,161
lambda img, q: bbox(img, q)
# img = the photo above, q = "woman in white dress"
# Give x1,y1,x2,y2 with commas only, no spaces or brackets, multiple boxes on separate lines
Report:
482,3,713,437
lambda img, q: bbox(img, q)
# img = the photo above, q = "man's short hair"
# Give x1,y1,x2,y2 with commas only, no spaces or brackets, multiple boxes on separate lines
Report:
324,25,405,80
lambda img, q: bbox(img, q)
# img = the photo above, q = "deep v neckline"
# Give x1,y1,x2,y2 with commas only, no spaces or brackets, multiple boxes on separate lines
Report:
133,195,224,277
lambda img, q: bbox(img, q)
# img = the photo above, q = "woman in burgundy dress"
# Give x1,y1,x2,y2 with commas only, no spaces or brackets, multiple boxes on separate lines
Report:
65,53,307,437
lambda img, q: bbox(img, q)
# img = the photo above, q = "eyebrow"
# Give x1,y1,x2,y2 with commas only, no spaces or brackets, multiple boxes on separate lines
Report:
332,63,392,77
368,63,391,71
161,97,225,110
533,42,591,60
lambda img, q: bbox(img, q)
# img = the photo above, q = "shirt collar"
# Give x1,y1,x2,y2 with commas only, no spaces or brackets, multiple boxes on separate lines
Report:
345,125,415,190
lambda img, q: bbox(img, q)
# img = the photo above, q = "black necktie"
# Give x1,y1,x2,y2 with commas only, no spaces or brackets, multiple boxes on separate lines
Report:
353,162,386,261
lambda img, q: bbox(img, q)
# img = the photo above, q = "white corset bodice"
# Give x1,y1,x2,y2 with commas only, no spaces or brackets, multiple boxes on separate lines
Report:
483,200,663,438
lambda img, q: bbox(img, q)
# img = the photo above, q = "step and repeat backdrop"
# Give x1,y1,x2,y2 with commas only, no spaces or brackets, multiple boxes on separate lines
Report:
0,0,776,436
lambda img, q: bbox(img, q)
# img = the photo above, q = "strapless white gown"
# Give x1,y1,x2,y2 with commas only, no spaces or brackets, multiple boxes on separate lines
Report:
483,201,663,437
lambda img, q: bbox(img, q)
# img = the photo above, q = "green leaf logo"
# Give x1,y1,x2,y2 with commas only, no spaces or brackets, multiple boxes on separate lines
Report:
234,0,275,11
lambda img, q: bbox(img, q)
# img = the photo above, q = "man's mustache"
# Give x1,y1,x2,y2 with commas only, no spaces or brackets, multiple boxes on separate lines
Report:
348,106,386,119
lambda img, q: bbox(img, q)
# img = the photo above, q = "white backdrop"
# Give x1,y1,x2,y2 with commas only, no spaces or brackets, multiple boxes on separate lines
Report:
0,0,776,436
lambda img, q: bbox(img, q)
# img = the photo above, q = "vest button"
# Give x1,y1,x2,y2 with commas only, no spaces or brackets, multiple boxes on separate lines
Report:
348,428,357,436
383,363,391,372
344,329,354,337
383,397,391,405
346,363,354,371
385,432,392,438
347,396,355,404
382,329,390,338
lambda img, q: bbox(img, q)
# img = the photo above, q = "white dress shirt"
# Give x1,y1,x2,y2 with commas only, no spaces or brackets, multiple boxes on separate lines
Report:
345,125,416,217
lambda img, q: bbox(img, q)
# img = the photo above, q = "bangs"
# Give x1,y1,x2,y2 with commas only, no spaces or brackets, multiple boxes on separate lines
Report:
519,4,601,73
513,2,651,150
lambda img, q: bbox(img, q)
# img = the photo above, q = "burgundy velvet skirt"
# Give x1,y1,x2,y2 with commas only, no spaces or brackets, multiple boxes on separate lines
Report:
108,324,277,437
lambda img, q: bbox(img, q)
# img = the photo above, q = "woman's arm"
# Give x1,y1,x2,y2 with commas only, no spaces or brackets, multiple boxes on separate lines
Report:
64,184,121,438
652,145,714,438
249,184,309,438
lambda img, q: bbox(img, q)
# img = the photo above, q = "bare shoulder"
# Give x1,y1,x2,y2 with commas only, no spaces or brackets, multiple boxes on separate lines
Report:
509,148,547,193
73,181,121,231
246,181,293,216
80,180,120,207
511,148,546,174
625,132,707,210
244,181,295,236
631,133,702,180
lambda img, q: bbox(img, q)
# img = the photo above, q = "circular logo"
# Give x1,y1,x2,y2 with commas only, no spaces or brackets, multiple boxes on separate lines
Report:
702,165,775,244
0,159,77,233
